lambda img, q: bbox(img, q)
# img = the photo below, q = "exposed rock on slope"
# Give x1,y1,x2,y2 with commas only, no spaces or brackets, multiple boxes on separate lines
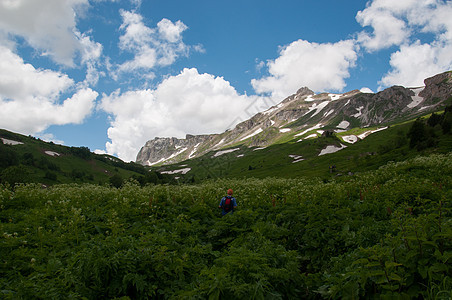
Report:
136,71,452,166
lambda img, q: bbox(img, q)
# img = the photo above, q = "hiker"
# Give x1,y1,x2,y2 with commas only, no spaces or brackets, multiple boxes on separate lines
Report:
219,189,237,215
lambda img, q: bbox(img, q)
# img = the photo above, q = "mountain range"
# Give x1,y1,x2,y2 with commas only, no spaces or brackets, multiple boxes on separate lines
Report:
136,71,452,166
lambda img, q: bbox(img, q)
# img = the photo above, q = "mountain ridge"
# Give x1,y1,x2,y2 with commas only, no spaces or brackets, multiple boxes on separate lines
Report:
136,71,452,166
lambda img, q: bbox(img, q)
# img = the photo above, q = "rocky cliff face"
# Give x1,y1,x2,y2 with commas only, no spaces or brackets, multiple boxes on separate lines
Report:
136,71,452,166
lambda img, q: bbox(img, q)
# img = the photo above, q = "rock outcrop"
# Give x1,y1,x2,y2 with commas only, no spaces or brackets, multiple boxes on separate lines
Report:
136,71,452,166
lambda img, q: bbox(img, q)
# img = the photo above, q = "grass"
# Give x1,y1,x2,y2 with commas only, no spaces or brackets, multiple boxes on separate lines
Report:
0,129,145,185
3,108,452,186
160,117,452,183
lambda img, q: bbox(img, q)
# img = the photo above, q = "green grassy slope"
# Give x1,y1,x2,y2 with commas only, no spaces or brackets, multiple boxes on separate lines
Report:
159,112,452,182
0,129,147,186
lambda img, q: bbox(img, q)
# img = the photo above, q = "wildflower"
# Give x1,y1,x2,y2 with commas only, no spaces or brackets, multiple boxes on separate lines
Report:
31,258,36,264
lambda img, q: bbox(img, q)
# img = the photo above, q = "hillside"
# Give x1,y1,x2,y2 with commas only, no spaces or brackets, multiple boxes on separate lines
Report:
137,71,452,167
155,106,452,183
2,71,451,186
0,129,172,186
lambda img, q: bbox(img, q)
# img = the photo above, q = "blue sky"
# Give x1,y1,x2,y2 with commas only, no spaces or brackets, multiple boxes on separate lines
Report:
1,0,451,161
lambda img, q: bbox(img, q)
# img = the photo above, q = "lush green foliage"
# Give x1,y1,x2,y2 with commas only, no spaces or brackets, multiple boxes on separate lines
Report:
1,153,451,299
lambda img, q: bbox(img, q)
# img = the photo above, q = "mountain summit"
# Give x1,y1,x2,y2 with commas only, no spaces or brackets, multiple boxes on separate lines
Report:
136,71,452,166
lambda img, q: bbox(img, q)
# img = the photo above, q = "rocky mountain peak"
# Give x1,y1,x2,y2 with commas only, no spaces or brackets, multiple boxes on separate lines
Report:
296,87,315,96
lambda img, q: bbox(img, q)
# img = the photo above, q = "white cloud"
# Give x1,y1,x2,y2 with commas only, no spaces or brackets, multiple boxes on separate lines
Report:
75,30,104,86
0,46,98,134
100,68,273,161
356,0,452,88
356,0,412,51
0,46,73,100
116,10,190,75
0,0,104,88
157,18,188,43
360,87,374,93
0,0,90,66
379,40,452,88
251,39,357,98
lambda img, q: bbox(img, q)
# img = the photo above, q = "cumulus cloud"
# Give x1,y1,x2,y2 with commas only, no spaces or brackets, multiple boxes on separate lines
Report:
0,46,73,100
0,0,89,66
157,18,188,43
116,10,190,75
356,0,412,51
356,0,452,88
76,30,104,86
379,40,452,88
0,46,98,134
251,39,357,98
100,68,273,161
0,0,104,86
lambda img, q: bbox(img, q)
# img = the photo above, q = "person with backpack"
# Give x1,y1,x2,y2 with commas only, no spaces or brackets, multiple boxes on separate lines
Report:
219,189,237,216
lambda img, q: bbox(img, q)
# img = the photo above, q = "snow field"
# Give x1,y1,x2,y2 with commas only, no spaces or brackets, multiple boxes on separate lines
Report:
337,120,350,129
407,87,424,108
341,127,388,144
294,124,323,137
213,148,240,157
240,128,263,141
161,168,191,175
45,151,60,157
289,154,304,163
1,138,24,145
319,144,347,156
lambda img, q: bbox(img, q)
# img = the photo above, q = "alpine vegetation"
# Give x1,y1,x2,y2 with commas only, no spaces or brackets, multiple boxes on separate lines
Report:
1,153,451,299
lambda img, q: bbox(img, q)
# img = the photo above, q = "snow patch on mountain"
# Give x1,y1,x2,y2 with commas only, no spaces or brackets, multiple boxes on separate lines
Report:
357,127,388,139
189,143,200,159
319,144,347,156
305,95,315,102
148,147,188,166
294,124,323,137
289,154,304,163
213,148,240,157
279,128,291,133
161,168,191,175
408,87,424,108
297,133,317,142
240,128,263,141
148,158,165,166
342,135,358,143
337,120,350,129
1,138,23,145
329,94,342,101
45,151,60,157
212,138,226,149
353,106,364,117
305,101,330,117
324,109,335,117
